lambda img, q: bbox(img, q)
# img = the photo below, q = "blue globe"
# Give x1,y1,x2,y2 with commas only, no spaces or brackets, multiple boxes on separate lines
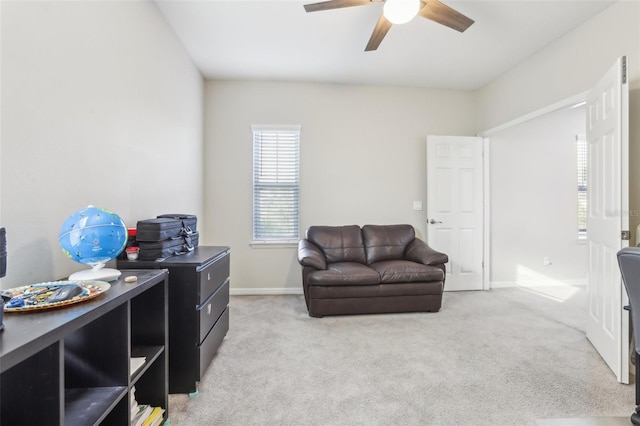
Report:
59,206,128,267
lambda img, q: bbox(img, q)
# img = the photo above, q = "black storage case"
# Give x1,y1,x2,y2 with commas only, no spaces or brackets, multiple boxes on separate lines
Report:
157,214,197,234
138,233,199,261
136,214,199,261
137,218,189,242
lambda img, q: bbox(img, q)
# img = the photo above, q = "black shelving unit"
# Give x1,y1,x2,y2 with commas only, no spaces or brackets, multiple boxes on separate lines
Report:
0,269,168,425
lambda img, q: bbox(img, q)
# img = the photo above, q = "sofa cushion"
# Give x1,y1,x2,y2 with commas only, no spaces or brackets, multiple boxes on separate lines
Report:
307,225,366,264
368,260,445,283
308,281,443,299
306,262,380,286
362,224,415,264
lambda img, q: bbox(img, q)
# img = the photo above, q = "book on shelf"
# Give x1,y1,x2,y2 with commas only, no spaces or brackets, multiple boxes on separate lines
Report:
130,356,146,376
149,414,164,426
141,406,165,426
132,404,152,426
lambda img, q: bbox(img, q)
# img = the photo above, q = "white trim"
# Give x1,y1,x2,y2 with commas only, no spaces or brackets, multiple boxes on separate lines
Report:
230,287,304,296
483,137,491,290
251,124,301,132
478,91,588,137
251,125,301,242
250,241,298,249
490,279,587,289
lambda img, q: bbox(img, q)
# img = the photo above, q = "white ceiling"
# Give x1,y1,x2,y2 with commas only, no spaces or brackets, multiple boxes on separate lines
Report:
155,0,615,90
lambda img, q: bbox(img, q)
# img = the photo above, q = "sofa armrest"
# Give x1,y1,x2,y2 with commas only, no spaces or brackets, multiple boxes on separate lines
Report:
298,239,327,270
405,238,448,266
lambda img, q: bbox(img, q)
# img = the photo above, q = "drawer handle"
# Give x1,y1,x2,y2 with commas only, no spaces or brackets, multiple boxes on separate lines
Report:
207,303,212,315
207,272,211,281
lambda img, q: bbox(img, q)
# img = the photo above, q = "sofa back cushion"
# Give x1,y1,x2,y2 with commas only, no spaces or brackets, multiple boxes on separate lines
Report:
306,225,366,264
362,224,415,264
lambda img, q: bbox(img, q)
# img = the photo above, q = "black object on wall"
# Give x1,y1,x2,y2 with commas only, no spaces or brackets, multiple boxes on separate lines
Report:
0,227,6,278
0,228,5,331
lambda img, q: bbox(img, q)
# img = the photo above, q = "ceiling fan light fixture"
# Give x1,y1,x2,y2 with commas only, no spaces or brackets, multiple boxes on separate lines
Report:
383,0,420,25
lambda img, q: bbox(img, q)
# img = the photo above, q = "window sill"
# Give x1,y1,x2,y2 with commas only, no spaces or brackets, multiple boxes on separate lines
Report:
250,240,299,249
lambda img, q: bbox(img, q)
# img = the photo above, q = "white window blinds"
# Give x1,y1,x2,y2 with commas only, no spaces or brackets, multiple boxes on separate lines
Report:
577,134,587,239
252,125,300,242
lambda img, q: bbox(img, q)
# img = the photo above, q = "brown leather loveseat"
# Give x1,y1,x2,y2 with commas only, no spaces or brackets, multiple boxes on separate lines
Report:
297,224,448,317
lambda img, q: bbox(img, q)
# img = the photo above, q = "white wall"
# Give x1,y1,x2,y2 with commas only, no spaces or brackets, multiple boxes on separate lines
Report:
203,81,476,292
1,1,204,288
476,1,640,132
477,0,640,284
3,1,636,293
490,105,587,287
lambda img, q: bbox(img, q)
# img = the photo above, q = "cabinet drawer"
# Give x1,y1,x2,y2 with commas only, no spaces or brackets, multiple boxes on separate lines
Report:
197,279,229,344
197,251,230,305
197,307,229,378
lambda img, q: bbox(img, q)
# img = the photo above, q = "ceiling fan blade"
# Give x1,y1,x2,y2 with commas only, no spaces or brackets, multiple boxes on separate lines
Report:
418,0,474,33
304,0,380,13
365,14,392,51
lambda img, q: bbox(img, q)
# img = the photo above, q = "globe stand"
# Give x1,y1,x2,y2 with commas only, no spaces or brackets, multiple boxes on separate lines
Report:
69,262,121,282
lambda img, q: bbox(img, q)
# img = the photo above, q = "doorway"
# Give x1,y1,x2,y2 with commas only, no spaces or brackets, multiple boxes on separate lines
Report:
486,104,588,289
480,57,634,384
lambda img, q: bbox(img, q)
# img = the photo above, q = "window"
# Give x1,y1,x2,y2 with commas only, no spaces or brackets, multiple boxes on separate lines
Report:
577,134,587,239
252,125,300,243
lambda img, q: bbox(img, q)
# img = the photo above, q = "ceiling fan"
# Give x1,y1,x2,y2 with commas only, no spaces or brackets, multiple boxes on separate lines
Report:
303,0,474,51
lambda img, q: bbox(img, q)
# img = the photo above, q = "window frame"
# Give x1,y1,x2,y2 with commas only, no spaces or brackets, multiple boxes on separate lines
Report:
250,124,301,247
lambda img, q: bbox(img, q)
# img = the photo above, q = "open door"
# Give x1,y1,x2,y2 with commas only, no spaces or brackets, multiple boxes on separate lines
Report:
586,56,630,384
426,135,484,291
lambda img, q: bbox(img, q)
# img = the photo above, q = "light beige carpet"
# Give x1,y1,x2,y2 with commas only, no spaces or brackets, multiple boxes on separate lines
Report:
168,286,635,425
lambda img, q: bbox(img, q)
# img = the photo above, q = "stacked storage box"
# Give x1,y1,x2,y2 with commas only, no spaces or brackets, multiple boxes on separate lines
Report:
136,214,198,261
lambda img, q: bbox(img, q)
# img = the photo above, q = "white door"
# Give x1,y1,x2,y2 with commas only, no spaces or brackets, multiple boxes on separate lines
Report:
586,56,630,384
426,135,484,291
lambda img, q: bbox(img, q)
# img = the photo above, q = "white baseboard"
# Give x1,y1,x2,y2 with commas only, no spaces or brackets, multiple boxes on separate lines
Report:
490,279,587,289
230,287,304,296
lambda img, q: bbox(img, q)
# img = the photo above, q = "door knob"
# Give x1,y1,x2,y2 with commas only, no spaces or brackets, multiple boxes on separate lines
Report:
429,219,442,224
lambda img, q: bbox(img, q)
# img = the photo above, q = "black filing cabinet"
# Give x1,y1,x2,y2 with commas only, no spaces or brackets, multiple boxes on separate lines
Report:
118,246,230,394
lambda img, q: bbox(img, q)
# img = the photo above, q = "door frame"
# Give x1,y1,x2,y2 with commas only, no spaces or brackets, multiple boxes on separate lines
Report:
483,137,491,290
477,91,589,291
